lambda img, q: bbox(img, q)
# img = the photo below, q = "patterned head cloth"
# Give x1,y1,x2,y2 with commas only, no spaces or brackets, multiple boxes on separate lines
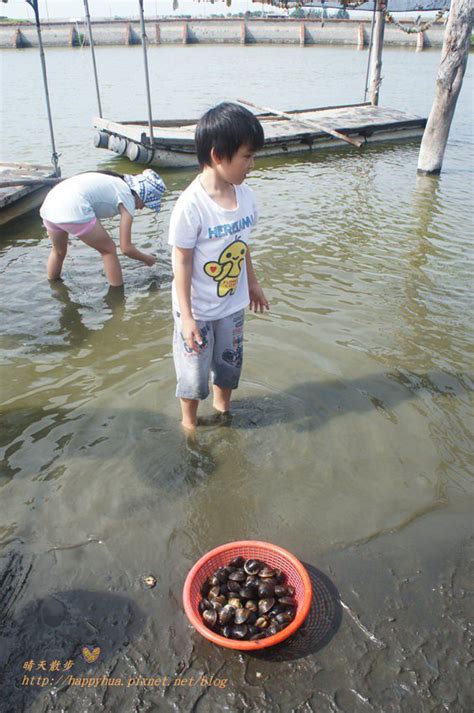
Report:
124,169,166,212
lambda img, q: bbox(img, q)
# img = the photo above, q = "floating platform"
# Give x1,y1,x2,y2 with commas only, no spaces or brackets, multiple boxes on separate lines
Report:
0,163,60,227
93,102,427,169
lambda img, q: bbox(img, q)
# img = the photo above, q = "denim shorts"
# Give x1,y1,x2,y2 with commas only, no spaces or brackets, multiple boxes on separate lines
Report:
173,309,245,400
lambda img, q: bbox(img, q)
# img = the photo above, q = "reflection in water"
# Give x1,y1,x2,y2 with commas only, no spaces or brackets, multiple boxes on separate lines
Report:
49,281,126,349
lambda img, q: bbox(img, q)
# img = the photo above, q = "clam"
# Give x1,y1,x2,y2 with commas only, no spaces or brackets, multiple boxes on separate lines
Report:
278,596,296,607
234,608,251,625
228,597,242,609
258,581,275,598
255,616,269,629
276,612,294,624
244,559,262,576
229,556,245,568
221,624,232,638
274,585,288,598
202,609,217,628
258,598,275,615
199,598,212,613
245,600,258,612
228,569,246,582
250,632,267,641
227,580,241,592
239,586,257,600
208,575,220,587
259,566,275,579
215,567,229,583
231,624,248,639
219,605,236,625
208,585,221,600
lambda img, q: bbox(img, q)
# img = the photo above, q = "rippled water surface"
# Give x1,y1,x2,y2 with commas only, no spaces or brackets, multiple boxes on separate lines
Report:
1,44,473,712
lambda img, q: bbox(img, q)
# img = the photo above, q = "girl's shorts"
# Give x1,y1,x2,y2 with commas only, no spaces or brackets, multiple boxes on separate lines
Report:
43,217,97,237
173,308,245,400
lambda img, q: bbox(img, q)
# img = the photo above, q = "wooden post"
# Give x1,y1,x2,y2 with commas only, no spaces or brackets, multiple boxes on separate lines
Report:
240,21,246,45
416,30,424,52
182,21,188,44
369,0,386,106
357,22,366,50
155,22,161,44
13,28,25,48
418,0,473,175
300,22,305,47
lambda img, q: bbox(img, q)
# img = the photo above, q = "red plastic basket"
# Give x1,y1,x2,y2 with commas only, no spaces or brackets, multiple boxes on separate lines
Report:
183,540,313,650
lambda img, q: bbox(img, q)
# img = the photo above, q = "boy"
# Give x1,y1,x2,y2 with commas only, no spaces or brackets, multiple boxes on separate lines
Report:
168,102,269,430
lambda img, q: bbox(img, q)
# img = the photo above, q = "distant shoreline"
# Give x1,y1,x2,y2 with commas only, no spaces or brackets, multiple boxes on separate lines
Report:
0,17,446,50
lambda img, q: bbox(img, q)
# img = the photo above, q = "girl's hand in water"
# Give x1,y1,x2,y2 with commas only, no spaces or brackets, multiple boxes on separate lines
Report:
143,254,157,267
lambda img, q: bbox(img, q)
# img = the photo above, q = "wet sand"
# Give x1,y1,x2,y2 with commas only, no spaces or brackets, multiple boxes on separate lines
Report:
1,503,472,712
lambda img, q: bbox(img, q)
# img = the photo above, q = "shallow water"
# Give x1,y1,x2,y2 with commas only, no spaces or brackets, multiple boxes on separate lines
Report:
1,44,473,711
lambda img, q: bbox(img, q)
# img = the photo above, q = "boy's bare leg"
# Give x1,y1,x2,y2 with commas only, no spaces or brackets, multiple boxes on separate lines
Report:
213,385,232,414
47,229,68,280
180,398,199,430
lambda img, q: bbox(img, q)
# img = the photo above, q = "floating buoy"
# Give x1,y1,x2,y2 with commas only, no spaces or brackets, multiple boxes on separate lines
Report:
126,141,154,164
93,130,109,149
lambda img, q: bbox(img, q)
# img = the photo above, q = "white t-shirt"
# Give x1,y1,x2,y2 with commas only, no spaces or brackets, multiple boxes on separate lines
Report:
168,176,258,321
40,173,135,224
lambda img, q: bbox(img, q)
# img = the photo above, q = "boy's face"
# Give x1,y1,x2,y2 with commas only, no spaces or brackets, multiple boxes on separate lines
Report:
213,144,256,185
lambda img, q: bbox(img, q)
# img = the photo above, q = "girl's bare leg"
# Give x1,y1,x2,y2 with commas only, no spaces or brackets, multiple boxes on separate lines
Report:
180,398,199,431
213,385,232,413
47,229,69,280
80,222,123,287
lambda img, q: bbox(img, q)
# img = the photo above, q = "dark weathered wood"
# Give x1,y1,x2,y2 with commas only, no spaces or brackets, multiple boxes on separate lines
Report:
417,0,473,174
0,178,63,187
237,98,365,148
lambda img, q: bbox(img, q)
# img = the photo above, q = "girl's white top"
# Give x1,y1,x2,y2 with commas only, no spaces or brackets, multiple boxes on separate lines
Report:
168,176,258,321
40,173,136,224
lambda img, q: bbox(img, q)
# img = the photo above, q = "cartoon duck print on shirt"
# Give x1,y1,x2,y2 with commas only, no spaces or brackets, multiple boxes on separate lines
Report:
204,240,247,297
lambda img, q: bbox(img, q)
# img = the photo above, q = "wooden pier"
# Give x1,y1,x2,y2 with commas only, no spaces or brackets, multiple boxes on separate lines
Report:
93,102,427,168
0,163,60,227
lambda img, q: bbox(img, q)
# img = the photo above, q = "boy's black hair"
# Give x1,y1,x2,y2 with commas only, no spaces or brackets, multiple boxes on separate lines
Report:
195,102,264,167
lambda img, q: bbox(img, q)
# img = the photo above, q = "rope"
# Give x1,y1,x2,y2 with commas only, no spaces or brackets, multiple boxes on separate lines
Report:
384,9,448,33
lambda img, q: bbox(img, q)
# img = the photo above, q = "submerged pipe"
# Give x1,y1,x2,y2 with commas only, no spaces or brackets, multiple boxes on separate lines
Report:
83,0,102,117
138,0,155,145
26,0,60,175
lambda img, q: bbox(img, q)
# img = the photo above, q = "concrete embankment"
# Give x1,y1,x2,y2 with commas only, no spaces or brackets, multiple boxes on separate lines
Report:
0,17,445,50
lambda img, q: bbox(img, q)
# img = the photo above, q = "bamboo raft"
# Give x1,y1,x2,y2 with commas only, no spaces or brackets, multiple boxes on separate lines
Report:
0,163,60,227
93,102,427,168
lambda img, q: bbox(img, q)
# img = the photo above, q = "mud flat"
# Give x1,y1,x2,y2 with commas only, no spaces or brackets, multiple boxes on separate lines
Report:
0,503,472,712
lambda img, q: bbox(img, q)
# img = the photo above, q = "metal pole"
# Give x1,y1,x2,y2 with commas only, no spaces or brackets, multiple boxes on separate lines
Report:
369,0,386,106
83,0,102,117
138,0,155,144
26,0,60,175
363,0,377,102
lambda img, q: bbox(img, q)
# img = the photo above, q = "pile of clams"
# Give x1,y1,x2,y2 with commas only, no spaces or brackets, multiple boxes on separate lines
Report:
199,556,297,641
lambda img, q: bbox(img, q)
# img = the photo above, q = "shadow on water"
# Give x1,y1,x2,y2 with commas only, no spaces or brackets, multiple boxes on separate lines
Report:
227,372,472,433
0,552,145,713
249,565,342,663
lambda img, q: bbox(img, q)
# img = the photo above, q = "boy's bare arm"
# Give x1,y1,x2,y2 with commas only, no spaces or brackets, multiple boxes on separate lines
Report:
118,205,156,266
245,248,270,314
174,246,203,351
